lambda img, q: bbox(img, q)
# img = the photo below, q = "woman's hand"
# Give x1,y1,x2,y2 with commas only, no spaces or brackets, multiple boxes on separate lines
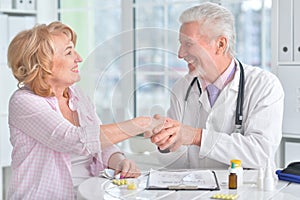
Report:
114,158,141,179
108,152,141,178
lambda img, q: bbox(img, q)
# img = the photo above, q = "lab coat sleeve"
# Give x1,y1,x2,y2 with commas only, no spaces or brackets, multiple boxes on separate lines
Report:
200,70,284,169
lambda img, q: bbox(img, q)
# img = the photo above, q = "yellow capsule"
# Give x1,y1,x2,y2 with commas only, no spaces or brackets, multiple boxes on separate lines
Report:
127,183,137,190
117,180,122,186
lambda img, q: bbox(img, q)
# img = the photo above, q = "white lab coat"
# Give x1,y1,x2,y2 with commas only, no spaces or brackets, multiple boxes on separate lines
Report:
157,60,284,169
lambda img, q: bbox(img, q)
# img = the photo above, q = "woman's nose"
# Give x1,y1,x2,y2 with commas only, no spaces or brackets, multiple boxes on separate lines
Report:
75,51,83,63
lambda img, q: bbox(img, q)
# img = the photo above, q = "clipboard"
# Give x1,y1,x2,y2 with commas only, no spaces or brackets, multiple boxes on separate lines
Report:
146,169,220,190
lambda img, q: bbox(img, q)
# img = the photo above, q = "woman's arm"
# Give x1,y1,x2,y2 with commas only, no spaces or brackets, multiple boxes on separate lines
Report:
100,116,163,149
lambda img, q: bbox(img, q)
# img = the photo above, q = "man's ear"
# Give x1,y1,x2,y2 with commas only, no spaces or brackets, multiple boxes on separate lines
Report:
216,36,228,55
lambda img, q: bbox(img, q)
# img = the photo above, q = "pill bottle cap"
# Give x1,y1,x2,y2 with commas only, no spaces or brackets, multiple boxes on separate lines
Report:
230,159,242,168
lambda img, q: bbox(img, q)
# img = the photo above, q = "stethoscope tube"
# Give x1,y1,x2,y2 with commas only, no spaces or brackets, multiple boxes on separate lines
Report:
235,60,244,127
184,77,202,101
181,76,202,123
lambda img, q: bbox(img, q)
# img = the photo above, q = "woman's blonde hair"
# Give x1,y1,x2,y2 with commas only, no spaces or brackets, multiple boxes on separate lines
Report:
7,21,77,97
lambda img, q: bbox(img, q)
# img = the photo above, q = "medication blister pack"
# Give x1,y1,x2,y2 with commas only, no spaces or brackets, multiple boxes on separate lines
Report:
211,193,239,200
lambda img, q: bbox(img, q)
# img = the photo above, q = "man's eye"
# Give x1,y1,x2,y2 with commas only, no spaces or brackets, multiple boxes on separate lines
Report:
186,42,193,47
66,51,72,55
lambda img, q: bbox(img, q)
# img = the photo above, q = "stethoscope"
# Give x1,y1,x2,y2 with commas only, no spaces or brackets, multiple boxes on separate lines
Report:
182,59,245,131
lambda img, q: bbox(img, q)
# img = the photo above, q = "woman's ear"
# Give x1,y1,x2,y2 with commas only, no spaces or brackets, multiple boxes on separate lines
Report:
216,36,227,55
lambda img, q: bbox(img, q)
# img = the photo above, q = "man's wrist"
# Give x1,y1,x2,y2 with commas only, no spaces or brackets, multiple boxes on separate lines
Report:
192,128,202,146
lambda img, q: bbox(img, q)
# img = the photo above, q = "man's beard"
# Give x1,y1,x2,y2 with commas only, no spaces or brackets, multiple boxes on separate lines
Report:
188,63,206,78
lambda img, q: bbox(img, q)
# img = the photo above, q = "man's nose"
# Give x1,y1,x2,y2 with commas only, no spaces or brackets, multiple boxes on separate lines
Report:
178,45,186,59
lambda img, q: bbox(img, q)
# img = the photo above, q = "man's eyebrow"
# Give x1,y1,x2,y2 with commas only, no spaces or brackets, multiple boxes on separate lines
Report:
179,38,194,43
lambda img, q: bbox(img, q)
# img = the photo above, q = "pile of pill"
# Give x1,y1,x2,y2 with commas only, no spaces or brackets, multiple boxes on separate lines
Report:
211,193,239,200
111,179,137,190
112,179,128,186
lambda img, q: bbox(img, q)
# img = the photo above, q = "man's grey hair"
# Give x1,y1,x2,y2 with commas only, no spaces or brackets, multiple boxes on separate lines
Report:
179,2,236,57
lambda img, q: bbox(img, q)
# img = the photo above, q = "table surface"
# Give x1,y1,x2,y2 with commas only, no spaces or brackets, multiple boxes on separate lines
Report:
77,169,300,200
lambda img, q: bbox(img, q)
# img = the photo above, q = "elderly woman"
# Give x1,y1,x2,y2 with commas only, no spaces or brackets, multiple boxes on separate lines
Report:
6,21,162,199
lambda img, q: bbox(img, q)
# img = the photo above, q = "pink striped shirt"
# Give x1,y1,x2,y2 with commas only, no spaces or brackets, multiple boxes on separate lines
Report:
7,85,120,199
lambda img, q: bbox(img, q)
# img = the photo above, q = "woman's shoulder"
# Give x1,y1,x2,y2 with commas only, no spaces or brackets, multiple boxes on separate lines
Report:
10,87,40,102
9,87,52,114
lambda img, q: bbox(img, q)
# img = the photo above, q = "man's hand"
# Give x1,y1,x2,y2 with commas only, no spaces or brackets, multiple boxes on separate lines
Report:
149,116,202,151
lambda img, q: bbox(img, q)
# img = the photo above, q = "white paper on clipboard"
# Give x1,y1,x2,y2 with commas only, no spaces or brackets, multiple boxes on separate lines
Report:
146,169,220,190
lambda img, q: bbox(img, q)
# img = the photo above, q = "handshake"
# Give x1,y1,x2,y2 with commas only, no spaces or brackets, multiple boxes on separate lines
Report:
143,114,202,152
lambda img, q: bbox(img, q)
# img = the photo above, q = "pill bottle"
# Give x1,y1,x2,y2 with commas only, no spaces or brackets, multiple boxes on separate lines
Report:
229,159,243,186
257,168,264,190
228,162,237,189
263,159,274,191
